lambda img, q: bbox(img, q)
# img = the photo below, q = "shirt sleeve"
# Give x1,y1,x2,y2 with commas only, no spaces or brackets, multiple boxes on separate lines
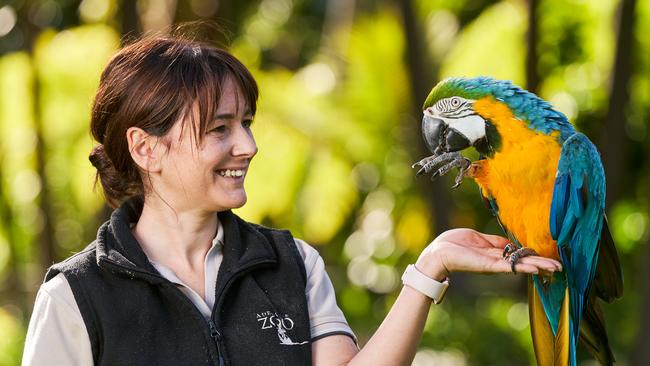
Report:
22,273,94,366
294,239,356,342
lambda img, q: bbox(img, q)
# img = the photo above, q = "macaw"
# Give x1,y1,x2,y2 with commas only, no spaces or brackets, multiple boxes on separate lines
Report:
412,77,623,366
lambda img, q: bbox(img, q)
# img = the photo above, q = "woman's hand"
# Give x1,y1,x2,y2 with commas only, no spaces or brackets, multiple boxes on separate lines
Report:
415,228,563,281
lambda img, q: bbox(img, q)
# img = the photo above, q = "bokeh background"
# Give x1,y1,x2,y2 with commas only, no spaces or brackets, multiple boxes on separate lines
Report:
0,0,648,365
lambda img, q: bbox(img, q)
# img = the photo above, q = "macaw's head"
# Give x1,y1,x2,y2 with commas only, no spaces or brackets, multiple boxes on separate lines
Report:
421,77,500,157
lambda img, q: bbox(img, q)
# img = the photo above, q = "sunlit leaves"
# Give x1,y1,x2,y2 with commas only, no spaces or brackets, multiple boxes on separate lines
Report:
34,25,119,218
0,306,23,366
235,116,311,224
343,11,409,153
610,201,649,252
395,197,431,254
537,0,618,124
0,52,41,268
0,1,648,364
340,285,371,317
0,53,37,193
439,0,526,84
298,149,357,244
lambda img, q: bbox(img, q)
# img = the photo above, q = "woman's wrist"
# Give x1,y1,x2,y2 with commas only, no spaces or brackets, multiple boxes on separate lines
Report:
414,248,449,281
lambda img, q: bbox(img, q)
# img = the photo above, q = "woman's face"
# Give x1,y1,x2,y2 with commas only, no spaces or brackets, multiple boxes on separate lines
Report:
156,77,257,213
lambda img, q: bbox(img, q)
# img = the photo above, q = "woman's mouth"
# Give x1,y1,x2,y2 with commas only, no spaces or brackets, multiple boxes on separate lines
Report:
215,168,246,178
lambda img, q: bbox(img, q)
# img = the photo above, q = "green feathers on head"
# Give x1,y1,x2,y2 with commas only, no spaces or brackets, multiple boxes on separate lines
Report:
423,77,492,109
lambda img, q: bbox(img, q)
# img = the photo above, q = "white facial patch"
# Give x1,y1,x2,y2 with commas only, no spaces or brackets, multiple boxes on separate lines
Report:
442,115,486,144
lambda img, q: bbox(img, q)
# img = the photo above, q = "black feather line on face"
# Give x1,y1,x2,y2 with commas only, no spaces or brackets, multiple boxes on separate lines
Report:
474,118,500,157
446,109,475,119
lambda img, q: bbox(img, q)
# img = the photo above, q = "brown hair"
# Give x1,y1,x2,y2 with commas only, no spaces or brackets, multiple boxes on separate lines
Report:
88,35,258,208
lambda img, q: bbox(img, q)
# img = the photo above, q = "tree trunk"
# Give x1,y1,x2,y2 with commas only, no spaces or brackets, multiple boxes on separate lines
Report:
120,0,141,43
525,0,539,93
600,0,637,209
32,80,57,269
631,229,650,365
602,0,642,364
16,4,58,275
397,0,451,234
320,0,356,63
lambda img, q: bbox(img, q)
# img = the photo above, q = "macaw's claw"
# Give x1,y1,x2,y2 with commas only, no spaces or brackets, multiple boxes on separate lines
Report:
505,247,539,274
450,157,472,189
412,152,471,185
502,243,518,258
412,152,460,177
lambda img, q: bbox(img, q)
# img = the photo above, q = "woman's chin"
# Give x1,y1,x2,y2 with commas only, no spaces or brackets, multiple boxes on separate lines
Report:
212,193,247,211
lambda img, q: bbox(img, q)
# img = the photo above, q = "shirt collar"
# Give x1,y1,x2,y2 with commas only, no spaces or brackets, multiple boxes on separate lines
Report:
212,219,224,247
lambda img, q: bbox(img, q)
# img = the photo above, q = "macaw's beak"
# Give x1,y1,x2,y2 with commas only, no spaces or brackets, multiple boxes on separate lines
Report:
421,114,471,154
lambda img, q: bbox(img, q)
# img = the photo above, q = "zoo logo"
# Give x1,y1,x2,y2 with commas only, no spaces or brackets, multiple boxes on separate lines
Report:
256,310,294,331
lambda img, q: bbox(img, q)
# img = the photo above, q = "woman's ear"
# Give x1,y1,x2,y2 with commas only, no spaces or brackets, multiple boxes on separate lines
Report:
126,127,165,173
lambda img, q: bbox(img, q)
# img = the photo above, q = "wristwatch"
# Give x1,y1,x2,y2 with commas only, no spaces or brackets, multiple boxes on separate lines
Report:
401,264,450,304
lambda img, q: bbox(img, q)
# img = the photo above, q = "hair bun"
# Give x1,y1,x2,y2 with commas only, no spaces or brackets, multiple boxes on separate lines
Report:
89,144,111,170
89,144,140,207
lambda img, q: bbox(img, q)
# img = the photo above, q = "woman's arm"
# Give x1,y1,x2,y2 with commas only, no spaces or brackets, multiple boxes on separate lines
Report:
22,273,94,366
312,229,562,366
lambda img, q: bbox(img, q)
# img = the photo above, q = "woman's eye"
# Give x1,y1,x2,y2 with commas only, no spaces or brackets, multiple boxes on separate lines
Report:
209,125,227,134
242,119,254,128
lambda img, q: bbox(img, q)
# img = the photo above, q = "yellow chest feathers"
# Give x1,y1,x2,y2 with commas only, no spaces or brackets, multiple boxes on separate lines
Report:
471,97,562,259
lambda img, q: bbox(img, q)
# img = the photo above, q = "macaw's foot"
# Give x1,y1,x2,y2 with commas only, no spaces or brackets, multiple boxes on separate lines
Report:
505,247,539,274
412,153,472,188
412,152,460,177
450,157,472,189
502,243,518,258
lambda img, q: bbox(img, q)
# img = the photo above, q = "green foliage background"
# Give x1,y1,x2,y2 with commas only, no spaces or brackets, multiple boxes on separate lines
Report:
0,0,648,365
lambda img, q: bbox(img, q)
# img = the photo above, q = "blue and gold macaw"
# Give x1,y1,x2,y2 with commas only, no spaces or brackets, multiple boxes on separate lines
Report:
413,77,623,366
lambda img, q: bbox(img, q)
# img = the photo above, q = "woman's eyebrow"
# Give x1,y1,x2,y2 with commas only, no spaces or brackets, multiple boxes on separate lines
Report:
215,109,253,120
215,113,236,120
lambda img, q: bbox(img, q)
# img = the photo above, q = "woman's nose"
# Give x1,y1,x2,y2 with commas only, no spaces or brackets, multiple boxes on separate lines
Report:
232,126,257,158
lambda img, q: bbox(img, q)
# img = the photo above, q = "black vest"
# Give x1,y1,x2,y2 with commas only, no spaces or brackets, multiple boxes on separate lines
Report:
45,199,312,365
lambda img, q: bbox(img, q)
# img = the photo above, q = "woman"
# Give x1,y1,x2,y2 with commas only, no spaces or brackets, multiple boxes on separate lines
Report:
22,35,561,366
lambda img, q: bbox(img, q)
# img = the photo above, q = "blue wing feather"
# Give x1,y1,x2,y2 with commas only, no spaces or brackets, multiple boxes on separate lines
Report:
550,174,569,238
545,132,606,366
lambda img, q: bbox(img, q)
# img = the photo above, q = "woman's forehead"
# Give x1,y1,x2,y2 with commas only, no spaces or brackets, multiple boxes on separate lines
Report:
216,78,252,116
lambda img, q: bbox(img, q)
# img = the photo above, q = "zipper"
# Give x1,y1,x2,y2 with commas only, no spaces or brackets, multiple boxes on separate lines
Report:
207,260,274,365
208,320,226,366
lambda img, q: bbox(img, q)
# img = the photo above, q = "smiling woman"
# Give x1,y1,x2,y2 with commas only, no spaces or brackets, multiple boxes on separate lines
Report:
125,77,258,214
21,34,563,366
87,36,258,209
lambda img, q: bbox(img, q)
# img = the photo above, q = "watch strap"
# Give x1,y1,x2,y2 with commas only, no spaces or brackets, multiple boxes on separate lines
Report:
401,264,449,304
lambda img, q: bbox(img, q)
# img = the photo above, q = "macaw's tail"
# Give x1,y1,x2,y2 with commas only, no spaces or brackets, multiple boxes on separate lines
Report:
529,278,571,366
529,220,622,366
529,280,616,366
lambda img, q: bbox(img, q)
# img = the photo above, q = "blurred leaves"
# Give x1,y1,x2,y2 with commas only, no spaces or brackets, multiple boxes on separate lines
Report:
440,0,526,84
0,0,649,365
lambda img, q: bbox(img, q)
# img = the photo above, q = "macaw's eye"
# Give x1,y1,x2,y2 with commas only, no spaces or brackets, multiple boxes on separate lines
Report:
450,97,461,107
